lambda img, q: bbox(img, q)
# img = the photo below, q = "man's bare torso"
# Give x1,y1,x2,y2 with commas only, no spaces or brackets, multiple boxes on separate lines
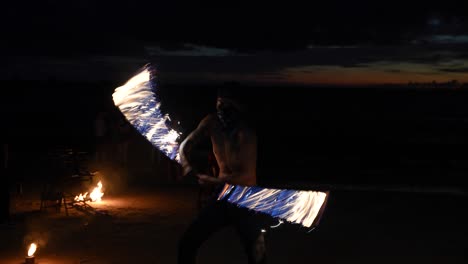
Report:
208,114,257,186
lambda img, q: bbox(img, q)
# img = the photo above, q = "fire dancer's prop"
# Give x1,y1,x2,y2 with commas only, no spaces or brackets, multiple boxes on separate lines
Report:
25,243,37,264
218,184,327,228
112,65,180,162
112,64,327,228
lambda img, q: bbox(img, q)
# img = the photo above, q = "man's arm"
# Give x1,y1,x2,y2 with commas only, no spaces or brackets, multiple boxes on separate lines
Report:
197,165,256,186
179,115,213,177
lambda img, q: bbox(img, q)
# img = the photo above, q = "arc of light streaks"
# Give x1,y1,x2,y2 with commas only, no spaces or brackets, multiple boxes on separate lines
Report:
112,64,327,228
112,64,181,162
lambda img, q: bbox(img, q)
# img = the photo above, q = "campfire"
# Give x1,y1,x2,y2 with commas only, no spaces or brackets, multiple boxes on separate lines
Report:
75,181,104,203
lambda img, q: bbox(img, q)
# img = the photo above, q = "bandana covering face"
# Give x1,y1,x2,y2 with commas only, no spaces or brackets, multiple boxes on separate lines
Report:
217,104,242,131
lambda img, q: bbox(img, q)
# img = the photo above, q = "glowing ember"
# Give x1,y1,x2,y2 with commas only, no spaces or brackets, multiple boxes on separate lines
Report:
27,243,37,257
74,181,104,202
89,181,104,202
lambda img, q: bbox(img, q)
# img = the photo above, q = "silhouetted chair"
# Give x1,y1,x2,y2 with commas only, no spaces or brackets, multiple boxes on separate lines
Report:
40,182,69,216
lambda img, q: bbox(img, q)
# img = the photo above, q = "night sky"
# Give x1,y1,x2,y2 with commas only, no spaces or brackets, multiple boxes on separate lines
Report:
3,1,468,85
2,1,468,189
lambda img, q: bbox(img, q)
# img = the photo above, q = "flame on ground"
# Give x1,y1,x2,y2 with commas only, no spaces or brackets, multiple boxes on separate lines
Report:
74,181,104,202
74,192,88,202
27,243,37,257
90,181,104,202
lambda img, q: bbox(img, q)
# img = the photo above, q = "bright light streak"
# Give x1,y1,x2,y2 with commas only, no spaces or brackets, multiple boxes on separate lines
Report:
112,64,181,162
218,184,327,228
270,220,284,228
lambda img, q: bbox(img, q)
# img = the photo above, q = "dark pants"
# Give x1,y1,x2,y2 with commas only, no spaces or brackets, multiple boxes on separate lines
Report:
178,200,269,264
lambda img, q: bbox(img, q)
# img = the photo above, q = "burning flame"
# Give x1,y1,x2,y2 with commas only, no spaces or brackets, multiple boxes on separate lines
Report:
27,243,37,257
89,181,104,202
74,192,88,202
74,181,104,202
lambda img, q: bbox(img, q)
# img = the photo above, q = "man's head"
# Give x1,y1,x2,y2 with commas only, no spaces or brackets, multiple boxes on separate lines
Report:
216,83,249,128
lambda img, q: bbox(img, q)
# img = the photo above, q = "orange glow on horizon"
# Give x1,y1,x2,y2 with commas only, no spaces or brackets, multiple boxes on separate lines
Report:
198,63,468,86
284,64,468,86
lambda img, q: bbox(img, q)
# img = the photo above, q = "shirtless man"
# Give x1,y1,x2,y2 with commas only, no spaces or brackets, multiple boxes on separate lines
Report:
178,87,268,264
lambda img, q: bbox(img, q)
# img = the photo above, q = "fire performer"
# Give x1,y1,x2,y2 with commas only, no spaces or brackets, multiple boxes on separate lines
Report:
113,64,329,263
178,86,270,264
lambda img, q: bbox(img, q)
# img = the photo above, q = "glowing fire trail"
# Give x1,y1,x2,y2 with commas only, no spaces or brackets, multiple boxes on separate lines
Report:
112,64,181,162
112,64,327,228
218,184,327,228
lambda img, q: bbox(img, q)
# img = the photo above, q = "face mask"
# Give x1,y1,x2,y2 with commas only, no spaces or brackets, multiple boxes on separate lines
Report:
217,106,240,130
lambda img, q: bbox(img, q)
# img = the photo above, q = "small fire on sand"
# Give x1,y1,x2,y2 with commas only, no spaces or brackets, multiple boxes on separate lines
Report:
25,243,37,264
75,181,104,202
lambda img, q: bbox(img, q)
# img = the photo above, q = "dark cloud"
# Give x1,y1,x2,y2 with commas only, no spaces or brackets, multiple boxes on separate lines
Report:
4,43,467,82
439,67,468,73
146,44,234,57
150,45,468,75
3,1,468,56
3,1,468,83
385,69,402,73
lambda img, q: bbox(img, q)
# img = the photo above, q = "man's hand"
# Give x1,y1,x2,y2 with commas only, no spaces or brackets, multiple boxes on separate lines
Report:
197,174,222,185
182,165,194,178
177,166,199,184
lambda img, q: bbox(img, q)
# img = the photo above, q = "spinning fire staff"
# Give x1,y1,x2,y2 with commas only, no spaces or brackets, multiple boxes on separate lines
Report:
112,64,329,229
112,64,329,263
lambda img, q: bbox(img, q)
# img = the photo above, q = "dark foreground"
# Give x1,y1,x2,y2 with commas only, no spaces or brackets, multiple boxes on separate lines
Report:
0,184,466,264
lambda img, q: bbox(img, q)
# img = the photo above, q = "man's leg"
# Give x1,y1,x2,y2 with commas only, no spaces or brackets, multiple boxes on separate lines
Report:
234,207,269,264
178,201,230,264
